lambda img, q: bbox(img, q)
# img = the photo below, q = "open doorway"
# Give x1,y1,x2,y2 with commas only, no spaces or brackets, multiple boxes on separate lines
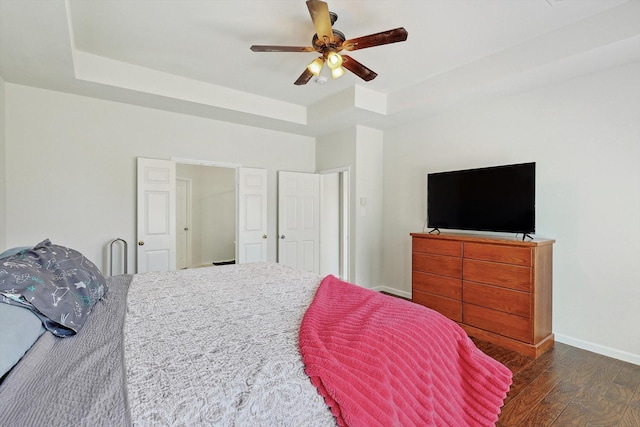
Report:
176,163,235,269
137,157,267,273
320,169,350,281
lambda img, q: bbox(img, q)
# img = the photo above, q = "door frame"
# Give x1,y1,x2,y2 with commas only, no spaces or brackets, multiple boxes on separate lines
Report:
319,166,350,281
172,157,241,169
175,177,192,269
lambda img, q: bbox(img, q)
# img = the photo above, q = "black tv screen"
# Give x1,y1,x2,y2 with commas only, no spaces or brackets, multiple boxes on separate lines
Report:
427,162,535,234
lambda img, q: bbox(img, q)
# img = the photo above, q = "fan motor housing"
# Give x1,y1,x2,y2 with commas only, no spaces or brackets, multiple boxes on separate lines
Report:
312,29,346,51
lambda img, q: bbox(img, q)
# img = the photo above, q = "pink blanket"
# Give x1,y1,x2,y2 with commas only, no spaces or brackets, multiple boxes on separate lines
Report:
299,275,512,427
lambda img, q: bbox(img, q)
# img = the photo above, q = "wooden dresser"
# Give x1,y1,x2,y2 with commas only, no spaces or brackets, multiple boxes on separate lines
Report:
411,232,554,358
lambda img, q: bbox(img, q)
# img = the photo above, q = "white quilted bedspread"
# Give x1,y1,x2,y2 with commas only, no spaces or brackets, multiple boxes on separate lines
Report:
124,263,336,426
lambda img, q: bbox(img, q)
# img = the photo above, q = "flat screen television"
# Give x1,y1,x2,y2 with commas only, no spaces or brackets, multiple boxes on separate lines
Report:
427,162,535,234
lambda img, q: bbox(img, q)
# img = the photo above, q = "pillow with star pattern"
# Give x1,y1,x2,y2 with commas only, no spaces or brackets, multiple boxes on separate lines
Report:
0,239,107,337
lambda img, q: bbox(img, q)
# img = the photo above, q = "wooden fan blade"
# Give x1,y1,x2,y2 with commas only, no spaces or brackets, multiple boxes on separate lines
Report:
294,68,315,85
306,0,333,45
342,27,408,51
341,55,377,82
250,45,316,53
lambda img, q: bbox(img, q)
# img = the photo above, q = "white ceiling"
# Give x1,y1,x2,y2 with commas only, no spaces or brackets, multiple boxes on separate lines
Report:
1,0,639,136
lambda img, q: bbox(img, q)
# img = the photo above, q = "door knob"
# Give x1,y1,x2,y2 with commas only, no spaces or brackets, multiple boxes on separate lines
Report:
262,234,267,239
138,240,144,246
184,227,189,231
280,235,286,239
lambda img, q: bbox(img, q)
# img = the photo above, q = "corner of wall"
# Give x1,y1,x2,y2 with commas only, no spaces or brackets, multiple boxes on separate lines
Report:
354,126,384,288
0,75,6,250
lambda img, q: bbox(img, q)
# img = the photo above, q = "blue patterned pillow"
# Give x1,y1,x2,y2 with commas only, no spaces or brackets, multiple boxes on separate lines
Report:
0,239,108,337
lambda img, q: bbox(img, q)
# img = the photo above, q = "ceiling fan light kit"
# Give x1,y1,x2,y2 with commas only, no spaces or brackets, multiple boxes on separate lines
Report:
307,57,325,76
331,67,345,80
250,0,408,86
326,50,343,69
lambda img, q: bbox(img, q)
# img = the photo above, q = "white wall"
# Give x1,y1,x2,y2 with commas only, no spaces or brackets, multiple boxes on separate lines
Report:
316,125,384,288
320,172,340,276
4,84,315,273
355,126,384,289
0,75,5,250
382,60,640,364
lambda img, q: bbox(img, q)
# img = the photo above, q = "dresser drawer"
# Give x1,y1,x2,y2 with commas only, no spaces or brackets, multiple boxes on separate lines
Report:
413,253,462,278
464,242,531,266
413,271,462,300
463,303,531,343
413,237,462,257
463,259,531,291
413,291,462,322
463,281,530,318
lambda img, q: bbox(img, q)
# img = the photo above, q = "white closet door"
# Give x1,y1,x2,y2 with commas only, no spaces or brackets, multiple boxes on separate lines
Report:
277,171,320,273
237,167,268,263
136,157,176,273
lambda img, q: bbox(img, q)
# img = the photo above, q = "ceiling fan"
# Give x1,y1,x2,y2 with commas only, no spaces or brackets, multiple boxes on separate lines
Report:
250,0,408,85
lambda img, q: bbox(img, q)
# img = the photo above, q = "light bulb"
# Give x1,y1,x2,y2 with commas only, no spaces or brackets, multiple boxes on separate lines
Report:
307,58,324,76
326,51,343,70
331,66,345,79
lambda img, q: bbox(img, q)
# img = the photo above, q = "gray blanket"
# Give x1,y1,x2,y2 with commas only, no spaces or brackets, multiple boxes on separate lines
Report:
0,274,132,426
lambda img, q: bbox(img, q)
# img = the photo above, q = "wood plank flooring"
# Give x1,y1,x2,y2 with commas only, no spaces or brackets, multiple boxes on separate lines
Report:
378,292,639,425
473,339,640,427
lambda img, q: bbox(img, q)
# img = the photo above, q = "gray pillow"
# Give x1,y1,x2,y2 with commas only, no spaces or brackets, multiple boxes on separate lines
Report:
0,239,107,336
0,303,45,380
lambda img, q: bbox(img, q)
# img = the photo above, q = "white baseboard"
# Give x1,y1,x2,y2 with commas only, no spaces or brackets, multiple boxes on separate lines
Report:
373,286,412,300
555,334,640,366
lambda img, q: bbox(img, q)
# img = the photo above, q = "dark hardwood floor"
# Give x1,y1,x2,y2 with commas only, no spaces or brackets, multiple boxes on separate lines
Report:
473,338,640,427
379,292,639,425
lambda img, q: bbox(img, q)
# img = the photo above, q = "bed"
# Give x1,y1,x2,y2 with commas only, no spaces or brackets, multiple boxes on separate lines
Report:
0,240,512,426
